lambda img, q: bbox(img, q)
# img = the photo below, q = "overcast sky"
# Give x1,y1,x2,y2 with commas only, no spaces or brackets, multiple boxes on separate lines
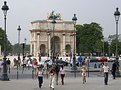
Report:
0,0,121,44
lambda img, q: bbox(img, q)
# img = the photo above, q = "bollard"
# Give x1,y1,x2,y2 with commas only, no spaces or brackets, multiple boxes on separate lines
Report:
94,63,97,68
98,64,100,68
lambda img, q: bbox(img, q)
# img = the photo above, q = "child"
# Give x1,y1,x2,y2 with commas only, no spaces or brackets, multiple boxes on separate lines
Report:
81,65,86,84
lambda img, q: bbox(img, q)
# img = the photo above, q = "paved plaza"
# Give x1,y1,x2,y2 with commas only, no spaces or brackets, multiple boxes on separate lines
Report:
0,56,121,90
0,76,121,90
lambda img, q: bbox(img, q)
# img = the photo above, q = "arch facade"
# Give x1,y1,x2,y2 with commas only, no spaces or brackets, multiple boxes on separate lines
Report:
30,15,75,57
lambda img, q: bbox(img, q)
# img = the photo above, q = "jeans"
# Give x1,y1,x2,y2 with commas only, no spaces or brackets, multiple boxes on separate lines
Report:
61,74,65,85
49,75,55,89
112,71,116,79
38,76,43,88
104,72,108,85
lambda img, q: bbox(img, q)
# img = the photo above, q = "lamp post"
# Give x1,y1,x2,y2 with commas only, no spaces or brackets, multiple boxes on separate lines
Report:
17,25,21,79
51,16,56,63
103,38,104,57
24,38,26,57
70,34,73,64
108,36,111,58
72,14,77,77
1,1,9,81
47,30,51,58
114,8,120,76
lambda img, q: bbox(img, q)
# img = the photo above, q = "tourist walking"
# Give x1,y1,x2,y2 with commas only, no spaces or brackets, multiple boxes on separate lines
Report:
0,60,3,73
111,61,117,79
81,65,87,84
49,66,56,90
82,58,87,66
102,63,109,85
43,62,49,78
36,67,44,88
33,58,38,76
22,59,27,72
27,59,31,70
100,62,104,76
60,65,65,85
55,64,60,85
6,58,11,73
13,58,17,67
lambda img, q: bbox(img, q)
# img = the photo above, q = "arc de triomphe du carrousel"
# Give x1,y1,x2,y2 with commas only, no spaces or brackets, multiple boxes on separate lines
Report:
30,11,76,58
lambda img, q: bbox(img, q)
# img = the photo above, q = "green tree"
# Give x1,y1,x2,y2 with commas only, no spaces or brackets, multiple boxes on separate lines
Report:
76,25,83,55
110,39,121,56
0,27,5,52
0,27,12,54
76,22,103,55
103,41,109,56
94,40,102,56
11,43,30,55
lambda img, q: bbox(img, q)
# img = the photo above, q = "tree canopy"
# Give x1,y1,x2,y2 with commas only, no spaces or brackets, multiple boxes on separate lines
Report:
76,22,103,55
0,27,12,54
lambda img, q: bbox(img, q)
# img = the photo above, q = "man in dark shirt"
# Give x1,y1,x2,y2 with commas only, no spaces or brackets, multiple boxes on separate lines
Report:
6,58,11,73
55,64,60,85
112,61,117,79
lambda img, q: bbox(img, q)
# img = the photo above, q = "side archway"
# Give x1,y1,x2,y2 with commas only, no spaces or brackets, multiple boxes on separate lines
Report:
40,44,46,56
65,44,71,56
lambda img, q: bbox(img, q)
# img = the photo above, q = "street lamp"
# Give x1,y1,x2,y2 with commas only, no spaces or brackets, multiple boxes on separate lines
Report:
47,29,51,58
17,25,21,79
114,7,120,77
1,1,9,81
51,16,56,63
108,36,111,58
102,38,105,57
70,34,73,64
24,38,26,57
72,14,77,77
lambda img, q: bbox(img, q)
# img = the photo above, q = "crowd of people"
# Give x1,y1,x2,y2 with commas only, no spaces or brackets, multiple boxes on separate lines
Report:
0,56,120,89
35,64,65,90
35,57,119,89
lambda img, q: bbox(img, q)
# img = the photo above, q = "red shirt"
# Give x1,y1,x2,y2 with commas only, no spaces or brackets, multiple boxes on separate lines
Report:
34,61,38,65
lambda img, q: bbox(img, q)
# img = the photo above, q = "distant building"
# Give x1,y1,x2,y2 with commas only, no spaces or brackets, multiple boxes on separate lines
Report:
30,12,75,57
108,34,121,42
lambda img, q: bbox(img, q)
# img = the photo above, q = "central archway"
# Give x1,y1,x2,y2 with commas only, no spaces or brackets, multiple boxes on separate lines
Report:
51,36,60,56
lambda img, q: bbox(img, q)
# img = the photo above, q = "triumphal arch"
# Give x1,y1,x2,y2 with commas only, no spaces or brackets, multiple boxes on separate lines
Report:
30,12,76,57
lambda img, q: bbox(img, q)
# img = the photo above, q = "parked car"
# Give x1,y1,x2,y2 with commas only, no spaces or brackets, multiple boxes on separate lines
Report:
108,57,116,62
55,60,69,66
89,57,99,62
38,59,52,67
99,57,108,62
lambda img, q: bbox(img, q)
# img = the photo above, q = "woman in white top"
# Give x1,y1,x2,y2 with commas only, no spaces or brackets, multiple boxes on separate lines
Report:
36,67,44,88
60,65,65,85
49,66,56,90
102,63,109,85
